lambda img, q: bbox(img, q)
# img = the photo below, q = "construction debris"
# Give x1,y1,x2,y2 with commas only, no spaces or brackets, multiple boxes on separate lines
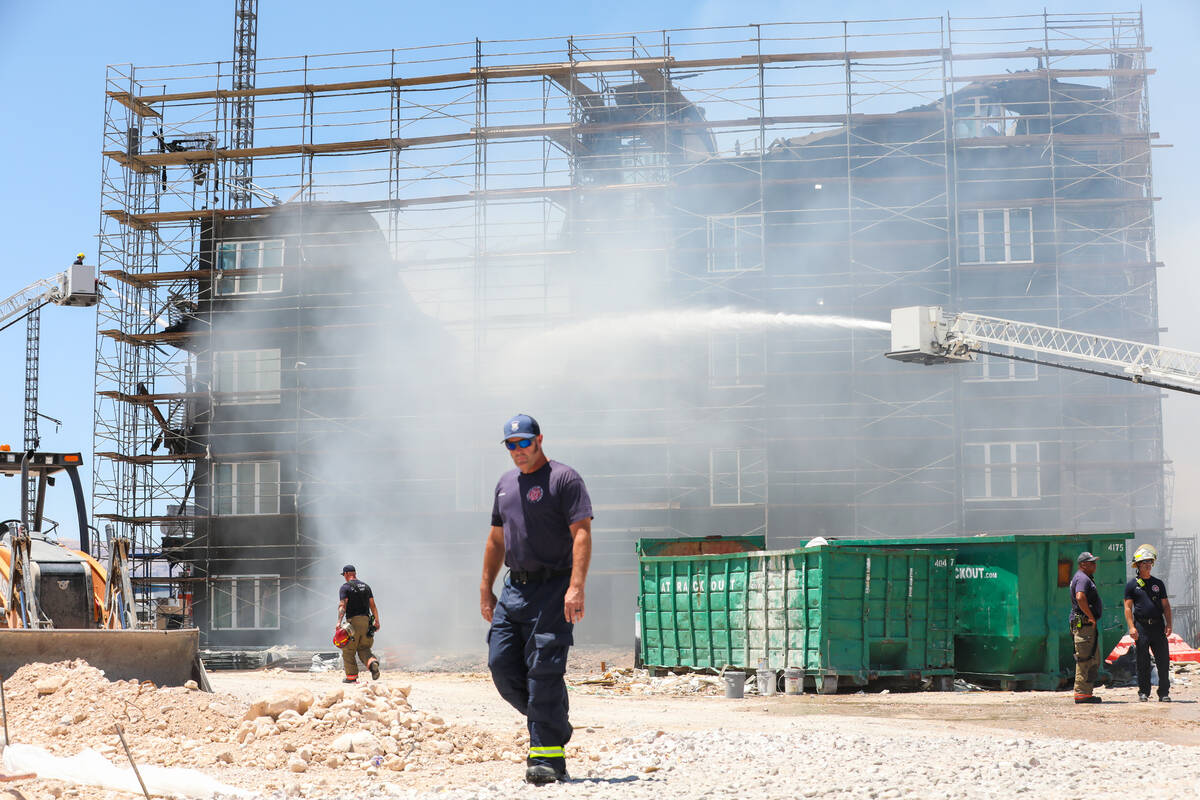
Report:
570,668,724,697
0,660,533,798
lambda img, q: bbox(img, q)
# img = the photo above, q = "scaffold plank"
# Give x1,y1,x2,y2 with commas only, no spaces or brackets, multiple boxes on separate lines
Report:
99,389,209,403
102,268,210,287
956,259,1163,273
101,150,159,174
95,451,203,464
954,132,1158,147
950,47,1151,62
950,68,1153,83
129,49,953,108
134,71,477,106
103,208,236,225
106,91,161,118
94,513,206,523
98,329,199,344
957,195,1157,210
99,321,381,345
101,209,155,230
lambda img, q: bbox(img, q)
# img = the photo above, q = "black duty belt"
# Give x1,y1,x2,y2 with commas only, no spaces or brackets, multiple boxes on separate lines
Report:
509,567,572,584
1135,616,1164,627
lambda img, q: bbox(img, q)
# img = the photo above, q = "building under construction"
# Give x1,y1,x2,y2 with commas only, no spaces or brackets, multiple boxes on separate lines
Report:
94,12,1193,648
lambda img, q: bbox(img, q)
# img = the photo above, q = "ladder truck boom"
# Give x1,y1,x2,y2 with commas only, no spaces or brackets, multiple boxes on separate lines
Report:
0,265,98,331
1,264,100,520
886,305,1200,394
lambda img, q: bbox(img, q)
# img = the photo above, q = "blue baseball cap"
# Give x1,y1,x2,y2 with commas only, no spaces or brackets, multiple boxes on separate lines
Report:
502,414,541,441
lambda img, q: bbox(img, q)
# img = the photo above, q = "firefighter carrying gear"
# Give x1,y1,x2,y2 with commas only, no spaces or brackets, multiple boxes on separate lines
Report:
339,614,378,680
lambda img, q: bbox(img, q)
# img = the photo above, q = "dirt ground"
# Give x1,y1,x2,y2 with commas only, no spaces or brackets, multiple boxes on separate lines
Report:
0,646,1196,799
393,644,1200,747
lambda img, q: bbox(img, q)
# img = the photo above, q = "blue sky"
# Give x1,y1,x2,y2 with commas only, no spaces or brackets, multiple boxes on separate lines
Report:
1,1,1198,538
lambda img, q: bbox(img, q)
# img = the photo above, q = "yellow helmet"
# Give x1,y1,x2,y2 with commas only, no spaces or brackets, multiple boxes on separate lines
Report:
1131,543,1158,566
76,252,86,258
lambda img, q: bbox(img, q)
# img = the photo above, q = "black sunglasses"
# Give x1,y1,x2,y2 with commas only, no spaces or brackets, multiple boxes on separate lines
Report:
505,438,534,450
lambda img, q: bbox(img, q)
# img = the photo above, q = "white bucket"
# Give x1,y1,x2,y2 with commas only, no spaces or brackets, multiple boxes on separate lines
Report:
756,669,777,696
723,670,747,698
784,667,803,695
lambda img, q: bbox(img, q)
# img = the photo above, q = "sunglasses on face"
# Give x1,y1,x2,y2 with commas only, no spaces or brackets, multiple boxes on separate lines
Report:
505,438,534,451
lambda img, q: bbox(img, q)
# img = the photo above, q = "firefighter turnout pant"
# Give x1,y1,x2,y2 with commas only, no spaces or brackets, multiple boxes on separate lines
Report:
487,573,573,771
340,614,376,679
1072,620,1100,697
1135,618,1171,699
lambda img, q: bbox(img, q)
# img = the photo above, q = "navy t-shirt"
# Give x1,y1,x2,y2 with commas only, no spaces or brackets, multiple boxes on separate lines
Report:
1069,569,1102,622
339,579,373,617
1125,575,1167,622
491,460,593,571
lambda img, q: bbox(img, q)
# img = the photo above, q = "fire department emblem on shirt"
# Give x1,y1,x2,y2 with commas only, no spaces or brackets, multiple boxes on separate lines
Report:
1151,585,1160,593
526,486,544,503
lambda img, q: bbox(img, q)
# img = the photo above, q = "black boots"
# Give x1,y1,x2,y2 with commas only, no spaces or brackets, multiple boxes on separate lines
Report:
525,760,569,785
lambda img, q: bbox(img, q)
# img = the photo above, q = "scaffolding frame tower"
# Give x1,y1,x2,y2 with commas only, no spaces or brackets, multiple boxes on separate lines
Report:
1163,536,1198,643
93,11,1168,639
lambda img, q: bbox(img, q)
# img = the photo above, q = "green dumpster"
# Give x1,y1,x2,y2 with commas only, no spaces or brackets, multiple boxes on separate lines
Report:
637,545,956,692
830,533,1133,689
633,536,767,668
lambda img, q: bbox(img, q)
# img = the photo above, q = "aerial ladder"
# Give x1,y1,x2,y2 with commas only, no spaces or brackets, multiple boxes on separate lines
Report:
0,264,205,686
886,306,1200,395
0,263,100,524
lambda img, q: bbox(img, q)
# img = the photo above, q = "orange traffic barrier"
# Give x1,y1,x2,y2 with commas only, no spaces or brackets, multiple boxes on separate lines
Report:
1107,631,1200,663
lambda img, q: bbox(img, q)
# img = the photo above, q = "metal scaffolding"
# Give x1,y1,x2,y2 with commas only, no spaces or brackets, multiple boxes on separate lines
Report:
93,12,1167,641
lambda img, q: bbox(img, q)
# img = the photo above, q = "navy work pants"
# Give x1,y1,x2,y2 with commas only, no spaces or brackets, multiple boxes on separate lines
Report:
1135,618,1171,698
487,573,573,762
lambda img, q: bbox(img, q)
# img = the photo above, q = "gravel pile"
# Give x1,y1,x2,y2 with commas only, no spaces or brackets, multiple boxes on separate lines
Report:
303,724,1199,800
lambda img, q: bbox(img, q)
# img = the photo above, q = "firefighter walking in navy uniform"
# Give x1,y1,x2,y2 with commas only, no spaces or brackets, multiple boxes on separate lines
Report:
480,414,593,785
1123,544,1173,702
337,565,382,683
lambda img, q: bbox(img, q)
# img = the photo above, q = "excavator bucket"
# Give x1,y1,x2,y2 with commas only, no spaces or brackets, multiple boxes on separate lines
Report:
0,455,208,689
0,628,209,689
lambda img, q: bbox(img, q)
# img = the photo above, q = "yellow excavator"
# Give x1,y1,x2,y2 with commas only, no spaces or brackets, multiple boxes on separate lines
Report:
0,448,207,688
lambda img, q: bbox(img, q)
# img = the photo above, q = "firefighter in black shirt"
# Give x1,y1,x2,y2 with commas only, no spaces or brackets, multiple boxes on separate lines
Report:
1123,544,1172,702
337,565,382,683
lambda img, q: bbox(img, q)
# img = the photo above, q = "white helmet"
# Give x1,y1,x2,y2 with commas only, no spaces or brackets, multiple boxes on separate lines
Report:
1131,543,1158,566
